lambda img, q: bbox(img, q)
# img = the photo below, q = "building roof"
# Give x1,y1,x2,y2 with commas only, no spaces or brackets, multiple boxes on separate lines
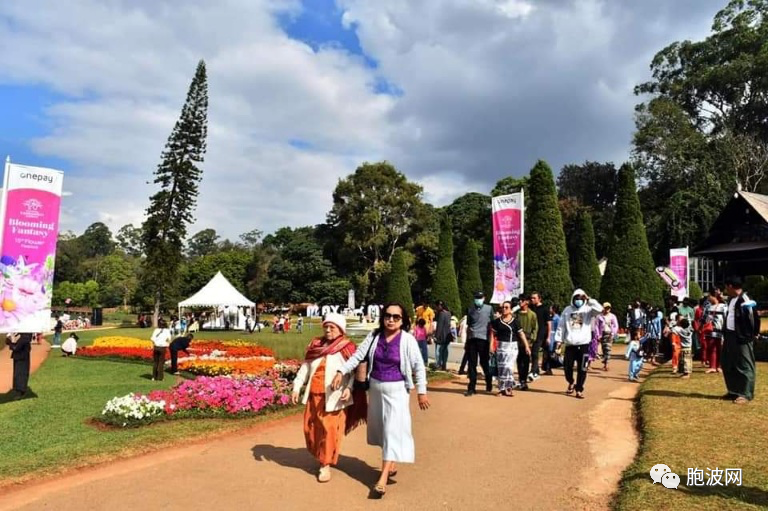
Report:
693,190,768,258
741,191,768,223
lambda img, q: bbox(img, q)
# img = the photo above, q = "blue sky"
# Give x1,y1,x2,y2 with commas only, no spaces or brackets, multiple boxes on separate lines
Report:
0,0,725,239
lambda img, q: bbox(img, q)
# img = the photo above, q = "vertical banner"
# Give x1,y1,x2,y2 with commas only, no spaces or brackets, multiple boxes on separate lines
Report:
668,247,689,300
0,161,64,332
491,192,524,304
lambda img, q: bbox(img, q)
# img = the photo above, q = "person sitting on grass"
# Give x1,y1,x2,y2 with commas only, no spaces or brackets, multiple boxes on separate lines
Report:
672,318,693,379
61,333,79,357
169,333,194,375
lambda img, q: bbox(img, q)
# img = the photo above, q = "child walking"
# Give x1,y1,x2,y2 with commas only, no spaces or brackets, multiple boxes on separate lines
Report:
413,318,429,365
625,331,644,382
672,318,693,379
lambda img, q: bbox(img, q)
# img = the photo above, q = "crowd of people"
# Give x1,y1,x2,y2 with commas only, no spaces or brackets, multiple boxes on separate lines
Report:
287,275,761,499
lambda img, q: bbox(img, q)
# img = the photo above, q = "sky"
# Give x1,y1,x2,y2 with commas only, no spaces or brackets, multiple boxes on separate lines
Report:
0,0,727,240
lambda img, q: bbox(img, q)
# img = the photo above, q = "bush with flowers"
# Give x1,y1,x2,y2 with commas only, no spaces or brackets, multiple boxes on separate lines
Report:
99,375,292,428
101,393,167,427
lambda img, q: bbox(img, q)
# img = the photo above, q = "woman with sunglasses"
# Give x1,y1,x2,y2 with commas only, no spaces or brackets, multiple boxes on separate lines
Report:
490,300,529,396
331,302,429,498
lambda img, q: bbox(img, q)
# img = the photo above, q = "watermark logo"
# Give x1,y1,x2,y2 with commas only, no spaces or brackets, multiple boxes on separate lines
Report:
650,464,672,484
650,464,743,489
662,472,680,489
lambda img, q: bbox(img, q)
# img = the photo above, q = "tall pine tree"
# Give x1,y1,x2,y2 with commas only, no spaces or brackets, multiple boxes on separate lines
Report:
141,60,209,324
432,215,462,315
600,163,662,322
570,211,602,297
457,239,482,315
384,248,414,314
524,160,573,306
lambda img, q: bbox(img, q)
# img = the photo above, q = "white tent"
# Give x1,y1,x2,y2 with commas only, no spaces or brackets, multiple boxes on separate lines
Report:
178,271,255,330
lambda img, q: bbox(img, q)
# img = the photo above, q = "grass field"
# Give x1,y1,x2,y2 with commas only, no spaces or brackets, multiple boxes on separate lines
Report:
615,362,768,511
0,324,443,485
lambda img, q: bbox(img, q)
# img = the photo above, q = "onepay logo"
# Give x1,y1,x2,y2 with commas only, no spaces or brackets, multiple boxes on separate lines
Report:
495,197,519,207
19,172,54,184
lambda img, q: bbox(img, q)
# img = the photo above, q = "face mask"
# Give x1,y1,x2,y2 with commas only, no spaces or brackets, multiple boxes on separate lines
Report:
474,299,484,307
573,299,584,308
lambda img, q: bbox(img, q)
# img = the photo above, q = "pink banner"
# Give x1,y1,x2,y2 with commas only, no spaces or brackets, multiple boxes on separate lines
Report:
669,247,689,300
491,193,523,304
0,163,64,332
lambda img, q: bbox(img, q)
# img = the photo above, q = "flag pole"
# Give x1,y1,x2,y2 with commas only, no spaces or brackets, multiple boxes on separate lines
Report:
0,156,11,251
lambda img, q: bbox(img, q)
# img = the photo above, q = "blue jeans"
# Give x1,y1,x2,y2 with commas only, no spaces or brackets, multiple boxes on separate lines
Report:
53,332,61,346
436,343,450,369
417,340,428,365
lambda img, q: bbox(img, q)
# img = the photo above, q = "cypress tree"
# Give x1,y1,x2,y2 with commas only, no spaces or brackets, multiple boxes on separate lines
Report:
689,281,704,301
524,160,573,307
600,163,663,322
570,211,602,297
432,215,462,315
141,60,208,325
385,248,414,314
457,239,483,315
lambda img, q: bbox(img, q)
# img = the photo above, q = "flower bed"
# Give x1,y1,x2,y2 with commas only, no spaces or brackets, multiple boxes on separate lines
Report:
79,336,302,381
80,338,276,362
100,375,292,427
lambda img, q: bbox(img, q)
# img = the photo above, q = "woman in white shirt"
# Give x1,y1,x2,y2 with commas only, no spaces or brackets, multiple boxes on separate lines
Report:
150,319,172,381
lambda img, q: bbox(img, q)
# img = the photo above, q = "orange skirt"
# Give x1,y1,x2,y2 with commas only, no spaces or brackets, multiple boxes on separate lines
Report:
303,362,346,466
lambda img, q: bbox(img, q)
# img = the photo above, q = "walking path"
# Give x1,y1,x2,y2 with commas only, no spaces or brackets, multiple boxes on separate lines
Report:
0,359,642,511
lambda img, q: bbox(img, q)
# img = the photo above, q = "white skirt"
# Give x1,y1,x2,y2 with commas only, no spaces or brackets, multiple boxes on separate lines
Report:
367,378,415,463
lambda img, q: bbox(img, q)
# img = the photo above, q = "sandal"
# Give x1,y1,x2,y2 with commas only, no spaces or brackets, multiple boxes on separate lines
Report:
566,384,574,395
575,391,585,399
373,484,387,497
388,469,397,478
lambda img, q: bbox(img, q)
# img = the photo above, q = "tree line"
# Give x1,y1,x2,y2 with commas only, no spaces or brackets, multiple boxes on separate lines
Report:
52,0,768,321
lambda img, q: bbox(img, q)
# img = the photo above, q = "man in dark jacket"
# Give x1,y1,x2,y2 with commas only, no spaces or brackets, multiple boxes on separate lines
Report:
465,291,494,396
169,334,194,375
434,301,453,370
6,333,33,397
722,276,761,404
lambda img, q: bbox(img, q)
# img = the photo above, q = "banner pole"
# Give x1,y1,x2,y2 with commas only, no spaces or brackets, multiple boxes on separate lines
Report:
0,156,11,251
520,188,525,296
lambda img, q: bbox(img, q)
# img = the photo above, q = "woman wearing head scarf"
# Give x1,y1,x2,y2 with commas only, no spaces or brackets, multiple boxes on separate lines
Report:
331,302,429,498
292,313,366,483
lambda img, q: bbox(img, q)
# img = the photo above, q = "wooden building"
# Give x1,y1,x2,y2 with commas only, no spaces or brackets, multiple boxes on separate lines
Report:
693,191,768,278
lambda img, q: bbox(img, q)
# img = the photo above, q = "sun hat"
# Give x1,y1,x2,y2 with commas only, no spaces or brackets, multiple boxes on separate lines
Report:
322,313,346,333
603,302,612,308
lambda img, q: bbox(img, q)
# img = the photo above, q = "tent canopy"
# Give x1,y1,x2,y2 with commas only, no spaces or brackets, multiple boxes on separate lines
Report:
178,271,255,308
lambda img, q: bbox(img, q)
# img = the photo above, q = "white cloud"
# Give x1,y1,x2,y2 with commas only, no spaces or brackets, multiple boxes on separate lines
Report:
0,0,726,240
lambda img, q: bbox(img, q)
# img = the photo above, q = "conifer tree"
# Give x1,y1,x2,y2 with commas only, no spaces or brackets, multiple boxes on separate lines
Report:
384,248,414,314
432,215,462,315
457,239,482,315
600,163,663,322
570,211,602,297
524,160,573,306
141,60,209,325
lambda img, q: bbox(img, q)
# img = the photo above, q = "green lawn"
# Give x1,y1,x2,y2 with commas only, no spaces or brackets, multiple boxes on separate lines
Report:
0,324,436,486
615,362,768,511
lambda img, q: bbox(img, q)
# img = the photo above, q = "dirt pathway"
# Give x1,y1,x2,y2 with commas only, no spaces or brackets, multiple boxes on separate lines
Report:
0,359,642,511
